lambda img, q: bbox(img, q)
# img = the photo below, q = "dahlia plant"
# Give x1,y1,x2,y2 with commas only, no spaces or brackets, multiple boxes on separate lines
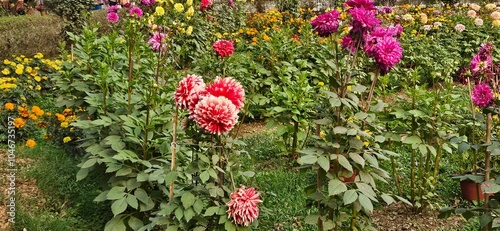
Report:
299,0,404,229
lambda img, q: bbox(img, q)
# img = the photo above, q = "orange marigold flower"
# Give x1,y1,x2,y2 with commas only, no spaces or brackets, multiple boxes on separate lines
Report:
55,113,65,122
31,106,44,116
63,108,72,116
37,121,47,128
29,114,38,120
14,118,25,128
4,102,15,110
25,139,36,148
20,109,29,118
44,134,51,140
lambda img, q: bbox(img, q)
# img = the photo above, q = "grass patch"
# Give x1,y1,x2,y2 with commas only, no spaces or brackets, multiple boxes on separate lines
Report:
11,141,111,230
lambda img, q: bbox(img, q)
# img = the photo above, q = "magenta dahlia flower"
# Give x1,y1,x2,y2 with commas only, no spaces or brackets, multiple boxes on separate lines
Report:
107,5,119,13
471,83,494,108
310,10,341,37
148,33,167,51
205,77,245,111
141,0,155,5
470,54,493,73
213,39,234,58
175,75,206,111
227,186,263,226
350,7,381,33
372,36,403,75
129,6,143,18
107,12,119,23
344,0,376,11
341,35,357,53
193,95,239,134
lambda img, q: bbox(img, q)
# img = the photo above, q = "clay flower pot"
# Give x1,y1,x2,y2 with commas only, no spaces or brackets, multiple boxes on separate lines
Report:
460,179,487,201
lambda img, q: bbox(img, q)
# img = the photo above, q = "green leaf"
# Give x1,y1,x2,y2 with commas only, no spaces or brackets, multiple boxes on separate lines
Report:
81,158,97,168
94,190,109,202
349,153,365,167
165,171,178,185
298,155,317,165
200,171,210,183
137,172,148,182
403,135,422,144
318,155,330,171
111,197,127,216
381,194,395,205
205,206,219,216
165,225,178,231
343,189,358,205
128,216,144,231
107,186,126,200
76,168,89,181
333,126,348,134
184,207,195,222
134,188,149,204
181,192,195,209
358,193,373,214
304,214,319,224
116,167,132,177
225,220,237,231
328,179,347,196
126,195,138,209
104,217,126,231
276,125,288,136
175,207,184,220
314,118,332,125
492,218,500,228
337,155,352,172
480,213,493,228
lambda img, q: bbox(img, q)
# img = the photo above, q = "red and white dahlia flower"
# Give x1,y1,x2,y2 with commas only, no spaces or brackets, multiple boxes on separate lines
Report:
213,39,234,58
193,95,238,134
227,186,262,226
205,77,245,111
174,74,206,111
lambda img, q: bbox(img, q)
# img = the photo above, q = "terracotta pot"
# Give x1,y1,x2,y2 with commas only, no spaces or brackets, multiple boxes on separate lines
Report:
340,169,357,183
460,180,492,201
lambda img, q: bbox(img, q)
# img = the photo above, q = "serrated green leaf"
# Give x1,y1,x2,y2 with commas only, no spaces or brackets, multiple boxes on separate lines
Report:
94,190,109,202
166,171,178,185
403,135,422,144
128,216,143,231
328,179,347,196
111,197,127,216
126,195,138,209
318,155,330,171
104,217,126,231
200,171,210,183
349,153,365,167
181,192,195,209
358,193,373,214
107,186,126,200
76,168,89,181
380,194,395,205
299,155,317,165
81,158,97,168
343,189,358,205
134,188,149,204
205,206,219,216
338,155,352,172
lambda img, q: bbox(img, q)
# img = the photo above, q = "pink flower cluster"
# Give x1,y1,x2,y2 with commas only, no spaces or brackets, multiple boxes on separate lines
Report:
148,33,167,51
129,6,143,18
174,75,245,134
226,186,262,226
200,0,213,11
310,10,341,37
213,39,234,58
339,0,403,75
471,83,494,108
141,0,155,5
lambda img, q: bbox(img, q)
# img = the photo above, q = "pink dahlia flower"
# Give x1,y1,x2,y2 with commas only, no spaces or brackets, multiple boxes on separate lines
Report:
310,10,341,37
344,0,376,11
129,6,143,18
175,74,206,111
205,77,245,111
107,5,119,13
454,23,465,32
350,7,381,33
213,39,234,58
227,186,263,226
341,35,357,53
193,95,238,134
141,0,155,5
148,33,167,51
200,0,212,11
470,43,493,74
107,12,119,23
471,83,494,108
372,36,403,75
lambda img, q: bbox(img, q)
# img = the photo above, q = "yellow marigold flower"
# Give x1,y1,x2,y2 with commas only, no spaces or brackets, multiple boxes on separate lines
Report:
34,52,44,59
46,112,52,116
155,6,165,16
29,114,38,120
21,96,26,101
493,19,500,27
347,86,353,91
14,118,25,128
174,3,184,13
1,68,10,75
3,59,10,65
5,103,15,110
319,131,326,139
28,85,33,90
364,141,370,147
63,136,72,143
15,68,23,75
25,66,32,73
36,85,41,91
26,139,36,148
185,6,194,18
186,0,192,6
186,26,193,35
56,113,66,122
216,32,223,39
318,82,324,86
61,122,69,128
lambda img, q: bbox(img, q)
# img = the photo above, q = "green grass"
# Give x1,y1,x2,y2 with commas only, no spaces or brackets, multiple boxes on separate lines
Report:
11,141,111,231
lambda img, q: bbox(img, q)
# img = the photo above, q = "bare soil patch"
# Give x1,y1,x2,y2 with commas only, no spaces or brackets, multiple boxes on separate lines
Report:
372,202,465,231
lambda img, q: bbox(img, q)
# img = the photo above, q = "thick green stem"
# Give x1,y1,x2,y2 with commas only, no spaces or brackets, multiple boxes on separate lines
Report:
364,70,380,112
292,120,299,161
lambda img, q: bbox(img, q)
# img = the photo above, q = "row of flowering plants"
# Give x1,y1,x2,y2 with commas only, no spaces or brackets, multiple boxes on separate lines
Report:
52,0,263,230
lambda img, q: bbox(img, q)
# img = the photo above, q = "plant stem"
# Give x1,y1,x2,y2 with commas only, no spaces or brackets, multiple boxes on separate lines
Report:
364,70,380,112
169,107,179,201
292,120,299,161
484,113,492,208
317,168,323,231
